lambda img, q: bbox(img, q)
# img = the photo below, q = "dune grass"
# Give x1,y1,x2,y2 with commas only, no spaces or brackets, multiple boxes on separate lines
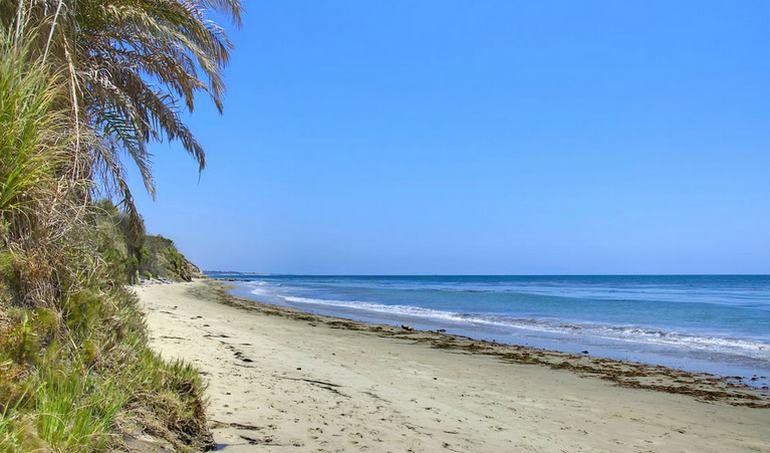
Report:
0,280,213,451
0,30,69,218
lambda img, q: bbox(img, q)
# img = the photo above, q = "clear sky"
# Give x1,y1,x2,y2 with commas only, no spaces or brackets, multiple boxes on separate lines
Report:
128,0,770,274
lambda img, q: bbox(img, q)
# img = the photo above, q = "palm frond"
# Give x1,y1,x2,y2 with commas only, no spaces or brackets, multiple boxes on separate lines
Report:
2,0,241,210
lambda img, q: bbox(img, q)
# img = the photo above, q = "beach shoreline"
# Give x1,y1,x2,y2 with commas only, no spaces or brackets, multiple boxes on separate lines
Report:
135,279,770,452
223,274,770,389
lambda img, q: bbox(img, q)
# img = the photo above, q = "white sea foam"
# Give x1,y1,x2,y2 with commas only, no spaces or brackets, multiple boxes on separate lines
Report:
274,294,770,361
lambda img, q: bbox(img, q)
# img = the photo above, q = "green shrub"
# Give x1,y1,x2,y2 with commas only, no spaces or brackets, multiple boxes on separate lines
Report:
63,290,103,335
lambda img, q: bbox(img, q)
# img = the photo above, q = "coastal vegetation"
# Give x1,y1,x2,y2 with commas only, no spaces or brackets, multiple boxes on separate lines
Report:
95,200,202,284
0,0,240,450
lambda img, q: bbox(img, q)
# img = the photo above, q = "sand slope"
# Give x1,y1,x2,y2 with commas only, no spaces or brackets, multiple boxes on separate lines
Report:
134,280,770,452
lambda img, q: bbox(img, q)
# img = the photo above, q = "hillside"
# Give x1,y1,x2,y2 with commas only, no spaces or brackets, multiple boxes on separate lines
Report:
94,201,203,284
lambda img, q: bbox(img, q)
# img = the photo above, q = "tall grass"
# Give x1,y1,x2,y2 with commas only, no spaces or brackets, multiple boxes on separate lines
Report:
0,25,87,308
35,369,126,452
0,391,37,453
0,30,67,215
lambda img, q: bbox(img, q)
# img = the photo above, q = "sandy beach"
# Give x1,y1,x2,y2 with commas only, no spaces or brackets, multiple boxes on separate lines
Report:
134,280,770,452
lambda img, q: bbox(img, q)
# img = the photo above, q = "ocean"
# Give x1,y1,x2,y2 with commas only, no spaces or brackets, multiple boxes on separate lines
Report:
211,274,770,388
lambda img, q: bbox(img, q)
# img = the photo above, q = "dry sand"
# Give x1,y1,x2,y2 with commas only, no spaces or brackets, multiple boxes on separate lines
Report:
134,280,770,452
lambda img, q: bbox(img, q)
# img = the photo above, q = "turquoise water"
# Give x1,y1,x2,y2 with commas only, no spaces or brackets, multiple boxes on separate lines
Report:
213,274,770,388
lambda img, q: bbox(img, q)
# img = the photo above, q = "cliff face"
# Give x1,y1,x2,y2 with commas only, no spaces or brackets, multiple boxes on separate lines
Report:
139,235,204,282
94,201,203,283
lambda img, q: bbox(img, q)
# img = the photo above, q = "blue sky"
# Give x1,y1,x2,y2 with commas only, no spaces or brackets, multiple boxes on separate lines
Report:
129,0,770,274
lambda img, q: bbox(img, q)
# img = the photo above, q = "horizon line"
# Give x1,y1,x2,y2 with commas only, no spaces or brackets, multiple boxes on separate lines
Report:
202,271,770,277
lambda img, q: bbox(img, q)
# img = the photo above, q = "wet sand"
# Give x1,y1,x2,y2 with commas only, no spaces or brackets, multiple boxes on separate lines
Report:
135,279,770,452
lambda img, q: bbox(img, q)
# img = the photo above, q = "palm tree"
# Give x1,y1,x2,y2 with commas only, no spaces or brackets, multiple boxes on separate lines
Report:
2,0,241,228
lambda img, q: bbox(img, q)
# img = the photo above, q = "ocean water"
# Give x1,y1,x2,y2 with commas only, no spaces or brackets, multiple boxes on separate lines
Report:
212,274,770,388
